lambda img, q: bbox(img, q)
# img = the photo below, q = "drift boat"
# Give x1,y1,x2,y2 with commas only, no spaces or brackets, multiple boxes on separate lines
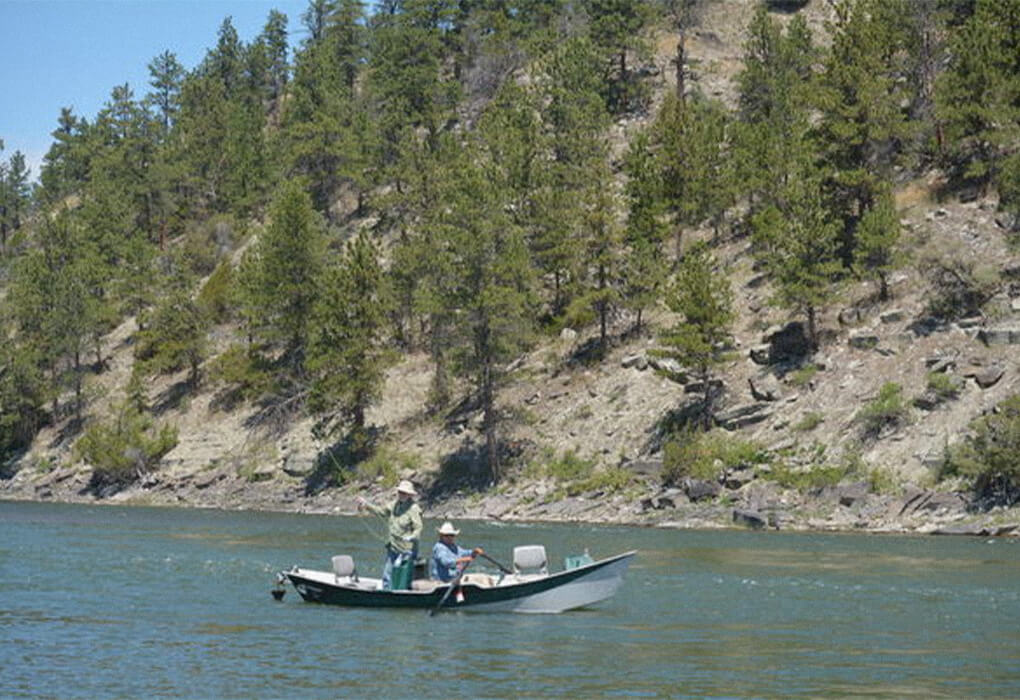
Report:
275,546,636,614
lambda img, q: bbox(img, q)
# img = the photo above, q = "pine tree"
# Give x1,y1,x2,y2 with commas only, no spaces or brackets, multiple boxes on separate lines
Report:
584,0,653,112
438,140,536,481
936,0,1020,194
853,186,904,301
566,162,623,354
732,5,815,215
146,50,185,135
307,230,394,447
813,0,915,230
237,182,325,370
622,131,669,333
751,171,844,350
657,241,734,429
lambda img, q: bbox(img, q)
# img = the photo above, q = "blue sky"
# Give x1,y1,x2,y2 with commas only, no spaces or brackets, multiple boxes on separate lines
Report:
1,0,313,180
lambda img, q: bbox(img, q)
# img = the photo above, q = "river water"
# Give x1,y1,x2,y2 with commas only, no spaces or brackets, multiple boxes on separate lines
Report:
2,501,1018,698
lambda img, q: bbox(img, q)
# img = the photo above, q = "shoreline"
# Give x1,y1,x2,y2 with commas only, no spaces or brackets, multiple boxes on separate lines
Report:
3,464,1018,537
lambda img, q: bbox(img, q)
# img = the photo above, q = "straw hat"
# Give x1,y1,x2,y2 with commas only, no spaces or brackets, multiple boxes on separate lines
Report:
396,480,417,496
437,521,460,536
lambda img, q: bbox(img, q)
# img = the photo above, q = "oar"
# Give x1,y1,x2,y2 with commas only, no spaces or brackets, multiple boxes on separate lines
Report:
477,551,513,575
429,558,474,616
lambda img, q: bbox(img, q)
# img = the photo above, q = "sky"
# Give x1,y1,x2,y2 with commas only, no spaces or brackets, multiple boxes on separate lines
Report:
0,0,314,181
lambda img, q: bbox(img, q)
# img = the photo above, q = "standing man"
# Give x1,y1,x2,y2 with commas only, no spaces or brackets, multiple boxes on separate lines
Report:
356,480,422,590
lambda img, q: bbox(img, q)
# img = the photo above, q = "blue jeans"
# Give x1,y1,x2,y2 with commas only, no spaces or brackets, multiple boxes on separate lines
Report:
381,545,416,590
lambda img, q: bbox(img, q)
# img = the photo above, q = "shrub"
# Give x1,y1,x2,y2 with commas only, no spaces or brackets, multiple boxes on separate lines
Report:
207,344,273,405
545,450,597,482
662,430,768,485
197,261,235,323
793,411,824,432
76,404,178,490
856,382,909,438
567,467,634,496
764,462,847,492
943,394,1020,507
926,371,962,401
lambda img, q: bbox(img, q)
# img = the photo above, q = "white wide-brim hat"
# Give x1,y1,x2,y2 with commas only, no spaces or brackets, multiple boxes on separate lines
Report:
396,479,417,496
437,521,460,536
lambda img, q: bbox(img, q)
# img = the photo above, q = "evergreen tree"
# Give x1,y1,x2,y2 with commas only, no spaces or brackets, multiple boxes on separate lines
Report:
853,186,904,301
134,287,209,387
566,162,623,353
651,94,736,257
732,5,815,216
622,130,669,332
39,108,91,203
439,141,536,481
237,182,325,370
936,0,1020,195
657,241,734,429
813,0,915,233
584,0,653,112
1,145,32,250
751,171,843,350
308,230,393,447
146,50,185,135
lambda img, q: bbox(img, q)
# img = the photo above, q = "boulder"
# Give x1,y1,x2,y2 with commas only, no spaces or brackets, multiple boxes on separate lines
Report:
766,322,811,363
684,478,721,502
715,402,774,430
849,333,880,350
723,468,755,490
835,481,870,507
978,326,1020,346
621,353,648,370
748,374,782,402
972,364,1006,389
732,508,766,530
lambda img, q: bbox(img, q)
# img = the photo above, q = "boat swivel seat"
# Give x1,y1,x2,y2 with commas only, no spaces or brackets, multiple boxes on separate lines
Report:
512,545,548,579
331,555,358,583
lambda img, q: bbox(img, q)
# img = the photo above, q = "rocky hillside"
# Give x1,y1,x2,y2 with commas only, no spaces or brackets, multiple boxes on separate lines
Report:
3,0,1020,536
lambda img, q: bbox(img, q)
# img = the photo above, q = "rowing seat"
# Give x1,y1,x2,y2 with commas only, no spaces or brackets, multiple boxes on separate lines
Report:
512,545,548,580
331,555,359,584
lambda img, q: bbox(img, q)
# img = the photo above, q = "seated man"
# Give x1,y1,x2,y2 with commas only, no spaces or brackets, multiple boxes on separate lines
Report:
430,521,484,582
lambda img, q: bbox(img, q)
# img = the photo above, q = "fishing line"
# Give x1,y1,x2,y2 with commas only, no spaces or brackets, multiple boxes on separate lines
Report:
314,438,388,545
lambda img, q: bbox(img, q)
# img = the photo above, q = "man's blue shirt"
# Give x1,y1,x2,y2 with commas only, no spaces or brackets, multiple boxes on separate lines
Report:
431,540,472,581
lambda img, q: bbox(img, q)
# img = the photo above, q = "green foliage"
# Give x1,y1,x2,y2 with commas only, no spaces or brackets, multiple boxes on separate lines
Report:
307,230,394,442
793,412,825,432
663,430,767,485
657,241,734,428
751,171,844,347
943,394,1020,506
356,446,421,488
197,260,234,323
133,288,209,385
925,371,963,402
788,364,819,388
566,467,634,496
764,462,848,493
236,182,325,364
75,402,178,489
853,187,905,300
206,344,273,405
542,449,598,482
936,0,1020,189
856,382,909,438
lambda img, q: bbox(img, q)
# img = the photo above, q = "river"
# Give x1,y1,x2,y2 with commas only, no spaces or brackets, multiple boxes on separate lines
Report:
2,501,1018,698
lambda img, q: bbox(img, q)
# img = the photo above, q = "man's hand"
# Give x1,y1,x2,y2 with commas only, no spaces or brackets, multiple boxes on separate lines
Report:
472,547,484,557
